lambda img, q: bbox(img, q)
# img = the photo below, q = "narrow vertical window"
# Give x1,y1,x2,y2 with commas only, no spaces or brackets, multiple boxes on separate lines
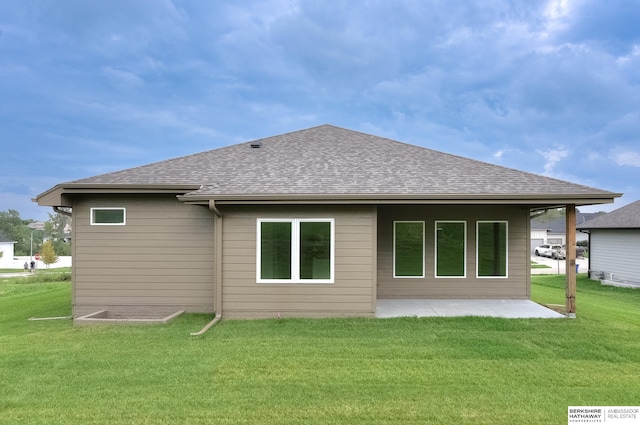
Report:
436,221,466,277
477,221,508,278
394,221,424,278
299,221,332,280
260,221,292,280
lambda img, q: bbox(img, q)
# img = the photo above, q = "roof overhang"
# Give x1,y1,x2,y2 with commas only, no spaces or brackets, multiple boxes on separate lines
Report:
34,184,202,207
178,192,621,208
35,183,621,209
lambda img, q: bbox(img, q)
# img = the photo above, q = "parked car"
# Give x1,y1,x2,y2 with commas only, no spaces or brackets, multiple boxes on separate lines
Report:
551,246,565,260
534,244,563,258
551,245,586,259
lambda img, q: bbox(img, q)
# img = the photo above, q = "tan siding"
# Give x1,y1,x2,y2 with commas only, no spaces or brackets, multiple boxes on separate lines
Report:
377,205,530,299
219,205,376,318
75,279,214,289
72,194,215,317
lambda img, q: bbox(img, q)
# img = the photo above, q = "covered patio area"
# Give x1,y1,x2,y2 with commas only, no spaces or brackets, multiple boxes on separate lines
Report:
375,299,565,319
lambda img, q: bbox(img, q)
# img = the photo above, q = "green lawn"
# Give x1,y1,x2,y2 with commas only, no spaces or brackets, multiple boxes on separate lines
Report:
0,267,72,274
530,261,550,269
1,275,639,424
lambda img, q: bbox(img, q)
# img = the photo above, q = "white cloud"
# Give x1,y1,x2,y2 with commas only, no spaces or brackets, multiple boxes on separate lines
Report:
544,0,573,21
617,45,640,65
103,67,144,89
611,150,640,167
541,0,583,38
492,147,524,161
537,148,570,174
587,151,603,162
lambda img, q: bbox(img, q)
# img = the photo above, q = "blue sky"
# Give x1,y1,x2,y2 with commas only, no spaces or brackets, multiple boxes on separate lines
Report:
1,0,639,220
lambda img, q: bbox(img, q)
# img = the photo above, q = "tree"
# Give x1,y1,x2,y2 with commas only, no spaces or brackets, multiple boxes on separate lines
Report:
0,209,40,256
0,209,73,256
40,240,58,269
44,212,72,256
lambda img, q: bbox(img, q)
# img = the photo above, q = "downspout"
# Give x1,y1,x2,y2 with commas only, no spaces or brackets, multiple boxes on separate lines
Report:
53,206,72,217
190,200,223,336
579,229,591,278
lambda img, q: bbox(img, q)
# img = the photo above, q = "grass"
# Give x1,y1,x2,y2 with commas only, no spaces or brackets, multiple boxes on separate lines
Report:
530,261,550,269
1,275,639,424
0,267,72,274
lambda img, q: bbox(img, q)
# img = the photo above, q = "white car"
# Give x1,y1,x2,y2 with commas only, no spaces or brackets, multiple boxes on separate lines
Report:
551,246,566,260
534,244,563,258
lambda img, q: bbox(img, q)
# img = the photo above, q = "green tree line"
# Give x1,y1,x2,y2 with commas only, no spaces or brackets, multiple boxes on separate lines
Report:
0,209,71,257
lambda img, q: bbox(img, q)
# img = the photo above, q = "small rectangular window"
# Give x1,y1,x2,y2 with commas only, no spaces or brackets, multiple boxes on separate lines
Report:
436,221,466,277
394,221,425,278
477,221,508,278
91,208,126,225
257,218,334,283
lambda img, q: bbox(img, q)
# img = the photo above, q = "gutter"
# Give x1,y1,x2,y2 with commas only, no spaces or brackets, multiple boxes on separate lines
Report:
530,209,549,219
52,206,72,217
178,193,621,207
190,200,223,336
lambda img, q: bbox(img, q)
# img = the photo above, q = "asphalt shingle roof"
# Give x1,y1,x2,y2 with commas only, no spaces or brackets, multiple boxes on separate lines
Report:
577,200,640,229
531,213,600,231
64,125,616,200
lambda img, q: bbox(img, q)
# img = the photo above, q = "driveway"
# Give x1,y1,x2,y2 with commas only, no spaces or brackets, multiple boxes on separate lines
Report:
531,256,589,275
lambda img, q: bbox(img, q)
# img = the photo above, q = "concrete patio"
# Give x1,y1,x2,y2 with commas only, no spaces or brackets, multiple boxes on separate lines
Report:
375,299,565,319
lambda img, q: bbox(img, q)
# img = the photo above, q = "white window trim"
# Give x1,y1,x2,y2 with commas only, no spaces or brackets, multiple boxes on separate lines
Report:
393,221,425,279
476,220,509,279
256,218,335,284
435,221,467,278
90,207,126,226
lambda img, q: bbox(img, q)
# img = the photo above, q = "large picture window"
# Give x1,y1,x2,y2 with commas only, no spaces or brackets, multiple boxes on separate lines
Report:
91,208,126,225
394,221,425,278
435,221,466,277
476,221,508,278
257,219,334,283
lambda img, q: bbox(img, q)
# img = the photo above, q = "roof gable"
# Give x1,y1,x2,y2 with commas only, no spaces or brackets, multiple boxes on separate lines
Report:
577,200,640,229
39,125,620,204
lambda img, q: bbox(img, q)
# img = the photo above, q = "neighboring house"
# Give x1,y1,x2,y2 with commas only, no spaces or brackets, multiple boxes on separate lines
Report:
530,213,597,254
0,234,17,268
35,125,621,320
577,200,640,286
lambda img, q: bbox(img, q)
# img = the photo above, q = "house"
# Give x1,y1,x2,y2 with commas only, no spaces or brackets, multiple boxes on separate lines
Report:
530,212,598,254
577,200,640,287
34,125,621,320
0,234,16,268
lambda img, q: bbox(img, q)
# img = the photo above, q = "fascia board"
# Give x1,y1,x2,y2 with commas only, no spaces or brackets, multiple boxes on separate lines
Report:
35,184,201,206
178,192,621,206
